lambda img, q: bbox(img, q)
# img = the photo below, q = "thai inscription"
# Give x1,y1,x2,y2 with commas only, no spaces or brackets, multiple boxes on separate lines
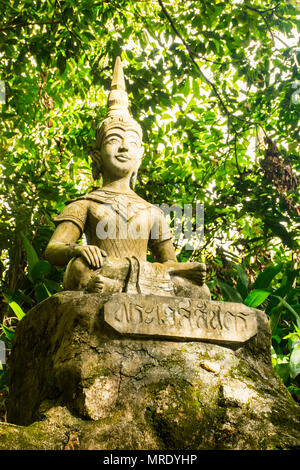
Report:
104,294,258,343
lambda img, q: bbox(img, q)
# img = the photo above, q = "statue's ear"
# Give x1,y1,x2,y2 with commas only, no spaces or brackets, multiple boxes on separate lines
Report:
90,148,102,161
90,148,102,180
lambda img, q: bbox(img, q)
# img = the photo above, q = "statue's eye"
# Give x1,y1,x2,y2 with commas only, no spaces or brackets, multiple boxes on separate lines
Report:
107,138,119,144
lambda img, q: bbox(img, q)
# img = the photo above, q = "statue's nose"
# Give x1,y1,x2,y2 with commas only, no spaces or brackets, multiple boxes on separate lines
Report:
119,139,129,151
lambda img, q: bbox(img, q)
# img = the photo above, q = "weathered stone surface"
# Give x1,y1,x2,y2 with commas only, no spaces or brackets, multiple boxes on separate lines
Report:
104,293,258,343
0,406,82,450
3,291,300,450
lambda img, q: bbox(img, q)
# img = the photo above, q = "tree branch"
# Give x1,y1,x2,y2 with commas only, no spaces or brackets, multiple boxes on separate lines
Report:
244,3,281,14
234,134,243,177
0,20,60,32
56,0,84,48
244,5,275,46
273,34,290,49
157,0,234,127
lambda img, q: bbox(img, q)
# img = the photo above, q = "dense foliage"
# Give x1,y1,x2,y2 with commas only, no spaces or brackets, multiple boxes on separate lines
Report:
0,0,299,420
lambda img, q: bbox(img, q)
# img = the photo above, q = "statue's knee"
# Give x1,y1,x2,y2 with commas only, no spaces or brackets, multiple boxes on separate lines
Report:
63,256,93,290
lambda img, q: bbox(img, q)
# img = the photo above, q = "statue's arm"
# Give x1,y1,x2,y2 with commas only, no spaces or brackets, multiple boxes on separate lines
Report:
149,209,206,284
150,239,177,263
45,221,81,266
45,221,106,268
149,209,204,269
151,239,206,286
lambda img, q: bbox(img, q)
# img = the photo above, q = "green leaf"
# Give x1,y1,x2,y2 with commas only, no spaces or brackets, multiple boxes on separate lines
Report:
31,260,51,283
264,218,295,249
290,345,300,380
43,279,62,292
244,289,271,308
272,295,300,328
231,262,249,299
192,79,200,98
8,300,25,320
0,324,15,342
3,294,25,320
233,263,249,289
270,304,283,333
0,369,9,388
20,232,39,280
57,53,66,75
253,264,282,290
217,279,243,303
43,282,51,297
279,269,299,298
183,78,190,97
274,363,290,384
35,283,51,303
236,278,248,301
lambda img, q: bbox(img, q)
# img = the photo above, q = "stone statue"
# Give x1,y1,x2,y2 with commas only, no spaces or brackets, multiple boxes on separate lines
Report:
45,57,210,300
8,58,298,452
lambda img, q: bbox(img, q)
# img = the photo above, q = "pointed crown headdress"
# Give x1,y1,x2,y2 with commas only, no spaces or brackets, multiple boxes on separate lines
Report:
95,56,143,148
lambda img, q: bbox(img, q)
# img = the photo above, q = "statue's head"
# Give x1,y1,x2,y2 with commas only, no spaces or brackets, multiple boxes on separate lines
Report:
91,57,144,188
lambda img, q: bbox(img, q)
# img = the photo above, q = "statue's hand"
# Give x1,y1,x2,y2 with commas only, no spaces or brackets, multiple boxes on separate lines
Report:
188,263,207,285
86,274,105,293
168,262,207,286
86,274,123,295
73,245,107,269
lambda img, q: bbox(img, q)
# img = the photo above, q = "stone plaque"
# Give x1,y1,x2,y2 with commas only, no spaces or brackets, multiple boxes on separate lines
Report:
104,294,258,343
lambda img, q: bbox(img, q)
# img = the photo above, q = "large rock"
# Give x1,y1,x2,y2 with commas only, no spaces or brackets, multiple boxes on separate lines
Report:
2,291,300,450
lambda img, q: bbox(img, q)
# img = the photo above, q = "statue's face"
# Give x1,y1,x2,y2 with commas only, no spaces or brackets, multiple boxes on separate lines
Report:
100,127,143,179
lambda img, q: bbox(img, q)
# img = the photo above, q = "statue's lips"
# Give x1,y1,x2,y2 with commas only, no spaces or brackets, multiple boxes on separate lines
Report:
115,155,131,162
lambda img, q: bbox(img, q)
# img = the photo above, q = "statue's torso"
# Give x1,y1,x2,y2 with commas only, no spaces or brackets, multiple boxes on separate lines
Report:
54,189,172,261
